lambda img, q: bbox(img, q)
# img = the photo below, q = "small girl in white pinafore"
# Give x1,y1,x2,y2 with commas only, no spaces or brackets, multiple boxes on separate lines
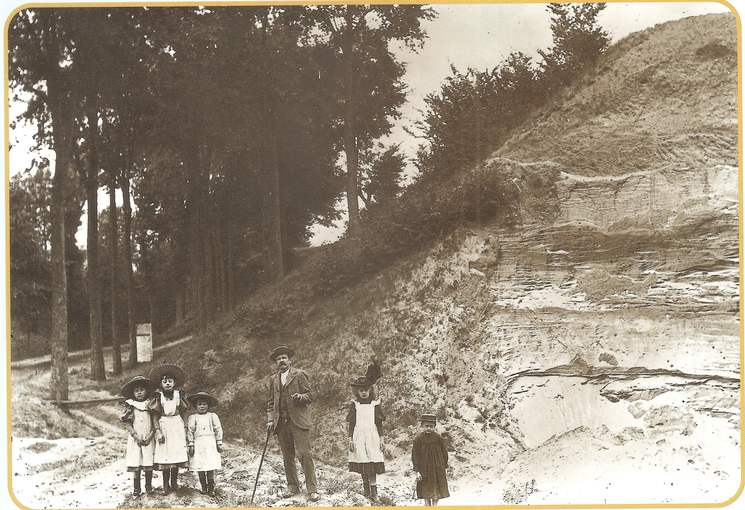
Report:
148,363,190,494
120,376,158,496
186,392,223,496
346,360,385,499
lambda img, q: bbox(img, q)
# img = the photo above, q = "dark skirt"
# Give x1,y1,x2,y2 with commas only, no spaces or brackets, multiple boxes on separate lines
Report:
348,462,385,475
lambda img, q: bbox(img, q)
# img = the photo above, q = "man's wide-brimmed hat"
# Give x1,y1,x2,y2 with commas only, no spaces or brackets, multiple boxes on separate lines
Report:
148,363,187,387
121,375,157,399
419,413,437,423
270,345,295,361
186,391,218,408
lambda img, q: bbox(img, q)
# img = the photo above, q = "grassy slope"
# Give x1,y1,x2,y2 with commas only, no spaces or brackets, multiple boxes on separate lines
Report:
94,11,737,478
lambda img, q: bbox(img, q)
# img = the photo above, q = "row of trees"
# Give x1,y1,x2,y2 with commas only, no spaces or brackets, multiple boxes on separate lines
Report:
8,5,434,399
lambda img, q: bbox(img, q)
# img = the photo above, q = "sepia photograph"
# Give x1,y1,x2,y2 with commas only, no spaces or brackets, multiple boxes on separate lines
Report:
4,1,741,509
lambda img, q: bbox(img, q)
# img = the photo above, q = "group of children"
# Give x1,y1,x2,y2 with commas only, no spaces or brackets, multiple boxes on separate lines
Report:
121,360,448,505
120,363,223,497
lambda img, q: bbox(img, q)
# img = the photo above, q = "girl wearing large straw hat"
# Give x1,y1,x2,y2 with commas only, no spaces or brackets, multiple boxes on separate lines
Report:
120,375,158,496
147,363,189,494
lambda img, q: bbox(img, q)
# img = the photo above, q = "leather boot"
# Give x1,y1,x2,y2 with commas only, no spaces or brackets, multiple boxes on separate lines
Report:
133,475,141,497
363,477,370,497
162,470,171,494
170,468,179,491
207,472,216,496
370,485,378,500
145,471,154,493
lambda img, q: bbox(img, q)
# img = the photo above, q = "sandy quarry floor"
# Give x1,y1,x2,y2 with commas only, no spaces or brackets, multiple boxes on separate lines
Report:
7,339,742,510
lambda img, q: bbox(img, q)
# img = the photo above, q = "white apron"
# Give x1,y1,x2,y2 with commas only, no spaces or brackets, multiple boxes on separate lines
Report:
349,400,385,464
154,390,188,466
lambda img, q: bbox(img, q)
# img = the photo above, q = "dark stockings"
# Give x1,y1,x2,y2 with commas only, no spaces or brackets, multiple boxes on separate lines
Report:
362,472,377,498
132,470,153,496
199,471,216,496
162,468,179,493
133,470,142,496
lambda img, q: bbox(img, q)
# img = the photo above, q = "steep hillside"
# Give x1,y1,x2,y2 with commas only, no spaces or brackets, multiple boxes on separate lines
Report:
10,12,739,509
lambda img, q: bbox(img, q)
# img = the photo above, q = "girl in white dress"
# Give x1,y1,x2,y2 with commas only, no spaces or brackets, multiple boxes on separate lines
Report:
120,375,158,496
186,392,223,496
346,360,385,499
148,363,189,494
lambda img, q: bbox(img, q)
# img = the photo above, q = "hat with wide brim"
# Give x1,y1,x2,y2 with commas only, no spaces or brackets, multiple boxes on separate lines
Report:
148,363,187,387
121,376,157,399
419,413,437,423
351,376,373,387
186,391,218,408
270,346,295,361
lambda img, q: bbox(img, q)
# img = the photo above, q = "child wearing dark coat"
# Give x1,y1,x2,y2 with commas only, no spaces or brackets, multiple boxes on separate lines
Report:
148,363,190,494
346,360,385,499
412,414,449,506
120,376,158,496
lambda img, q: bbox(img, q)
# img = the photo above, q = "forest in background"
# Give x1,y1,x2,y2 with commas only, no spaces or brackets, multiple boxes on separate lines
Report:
8,4,610,396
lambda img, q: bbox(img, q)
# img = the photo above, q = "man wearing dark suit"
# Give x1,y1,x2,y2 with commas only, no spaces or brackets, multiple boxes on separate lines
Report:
266,346,319,502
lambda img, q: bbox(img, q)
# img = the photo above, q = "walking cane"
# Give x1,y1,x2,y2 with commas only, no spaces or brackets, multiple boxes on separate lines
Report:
250,429,271,506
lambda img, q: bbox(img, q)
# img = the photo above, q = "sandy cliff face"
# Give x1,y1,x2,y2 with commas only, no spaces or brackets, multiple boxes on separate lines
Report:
366,12,740,505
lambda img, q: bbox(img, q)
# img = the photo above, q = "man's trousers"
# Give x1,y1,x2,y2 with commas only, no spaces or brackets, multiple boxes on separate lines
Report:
276,416,317,493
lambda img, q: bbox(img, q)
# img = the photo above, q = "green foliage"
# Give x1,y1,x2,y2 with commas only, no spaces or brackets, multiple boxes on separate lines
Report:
418,55,540,181
538,3,610,90
9,169,53,341
359,144,406,211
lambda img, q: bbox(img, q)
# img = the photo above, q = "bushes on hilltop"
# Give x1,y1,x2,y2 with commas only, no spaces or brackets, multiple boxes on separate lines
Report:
417,3,610,182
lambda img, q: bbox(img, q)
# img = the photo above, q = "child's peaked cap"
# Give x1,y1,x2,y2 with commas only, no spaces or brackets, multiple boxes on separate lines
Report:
148,363,187,387
186,391,218,408
419,413,437,423
121,375,157,399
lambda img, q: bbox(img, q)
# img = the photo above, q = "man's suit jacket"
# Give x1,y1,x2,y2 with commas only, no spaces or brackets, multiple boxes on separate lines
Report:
267,366,314,431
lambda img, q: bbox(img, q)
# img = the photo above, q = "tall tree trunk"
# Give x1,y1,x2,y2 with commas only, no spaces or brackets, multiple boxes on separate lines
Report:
108,168,122,375
48,77,74,403
86,103,106,381
122,161,137,366
203,150,216,321
342,15,360,238
186,144,209,329
262,109,284,282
